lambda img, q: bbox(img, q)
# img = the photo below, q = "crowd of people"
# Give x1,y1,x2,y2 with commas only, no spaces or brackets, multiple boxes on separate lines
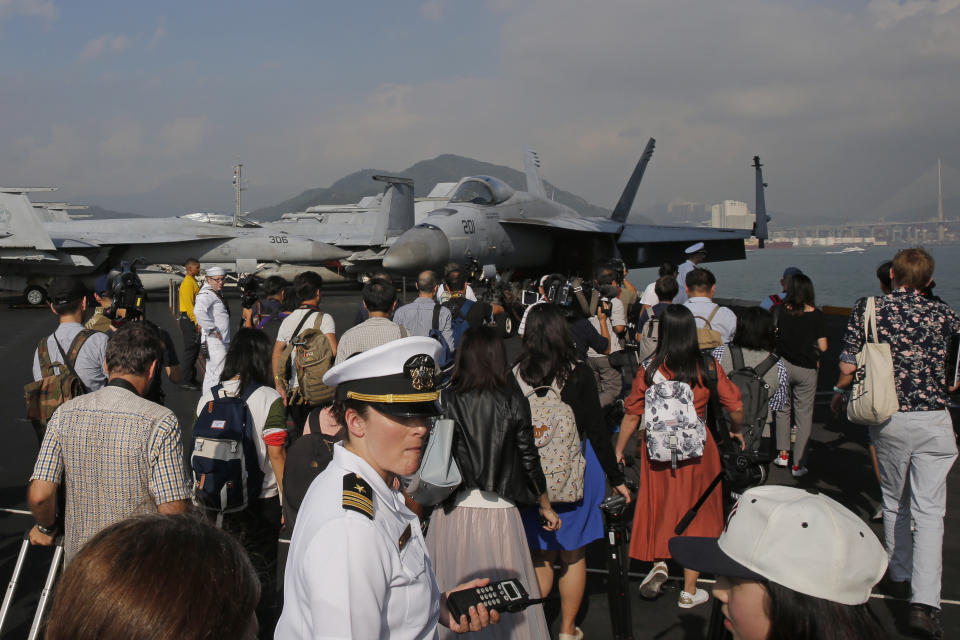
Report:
16,244,959,639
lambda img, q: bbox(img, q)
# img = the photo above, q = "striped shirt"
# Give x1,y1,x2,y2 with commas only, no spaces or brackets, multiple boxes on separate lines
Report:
31,385,191,560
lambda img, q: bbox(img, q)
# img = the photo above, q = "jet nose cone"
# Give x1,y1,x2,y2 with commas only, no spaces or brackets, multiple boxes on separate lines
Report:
383,226,450,274
308,241,350,262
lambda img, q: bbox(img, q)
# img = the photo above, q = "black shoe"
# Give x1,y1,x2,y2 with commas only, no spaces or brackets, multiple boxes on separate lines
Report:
878,576,911,600
909,604,943,639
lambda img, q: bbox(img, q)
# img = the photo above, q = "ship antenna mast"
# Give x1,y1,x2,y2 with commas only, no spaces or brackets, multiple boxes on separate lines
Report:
232,162,246,227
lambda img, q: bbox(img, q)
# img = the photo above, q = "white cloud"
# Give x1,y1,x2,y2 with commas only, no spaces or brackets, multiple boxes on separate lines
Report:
148,16,167,49
80,33,130,60
420,0,445,22
158,116,207,157
868,0,960,30
0,0,57,23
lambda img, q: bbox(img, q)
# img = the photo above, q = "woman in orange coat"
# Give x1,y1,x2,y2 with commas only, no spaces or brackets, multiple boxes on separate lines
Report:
615,304,743,610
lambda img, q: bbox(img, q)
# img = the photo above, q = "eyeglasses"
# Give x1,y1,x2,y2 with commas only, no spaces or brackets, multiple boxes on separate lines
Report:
208,277,225,282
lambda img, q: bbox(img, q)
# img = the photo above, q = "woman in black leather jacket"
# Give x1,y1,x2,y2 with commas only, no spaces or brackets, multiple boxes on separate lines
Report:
425,326,560,640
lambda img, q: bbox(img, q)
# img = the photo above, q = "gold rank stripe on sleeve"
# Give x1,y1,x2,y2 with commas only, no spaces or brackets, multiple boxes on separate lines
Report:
345,391,440,403
342,473,375,520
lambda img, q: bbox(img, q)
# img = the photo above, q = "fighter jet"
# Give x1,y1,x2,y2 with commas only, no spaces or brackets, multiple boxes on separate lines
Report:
261,175,416,271
0,188,349,304
382,140,761,276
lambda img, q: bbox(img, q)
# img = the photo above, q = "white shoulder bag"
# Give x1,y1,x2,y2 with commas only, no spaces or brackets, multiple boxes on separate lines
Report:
846,297,899,426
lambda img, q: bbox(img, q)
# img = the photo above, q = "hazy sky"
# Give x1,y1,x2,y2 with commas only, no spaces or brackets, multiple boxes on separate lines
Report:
1,0,957,219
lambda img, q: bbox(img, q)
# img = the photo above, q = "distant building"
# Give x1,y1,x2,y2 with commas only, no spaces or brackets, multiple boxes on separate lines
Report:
711,200,755,230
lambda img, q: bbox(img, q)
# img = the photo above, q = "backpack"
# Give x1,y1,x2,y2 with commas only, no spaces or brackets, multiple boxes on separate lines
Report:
25,330,96,435
430,304,455,371
442,296,475,350
643,371,706,470
258,309,291,343
725,345,779,453
252,298,282,330
768,294,784,308
694,306,723,350
190,384,264,526
636,314,660,363
290,310,336,406
513,368,585,503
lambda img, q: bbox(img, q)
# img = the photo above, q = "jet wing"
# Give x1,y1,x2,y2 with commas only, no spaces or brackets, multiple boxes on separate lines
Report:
501,217,625,234
47,230,236,247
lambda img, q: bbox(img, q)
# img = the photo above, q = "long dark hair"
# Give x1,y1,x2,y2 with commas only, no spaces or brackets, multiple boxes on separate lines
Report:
221,328,273,391
765,581,886,640
644,305,703,387
452,326,510,393
516,304,577,388
732,306,776,352
783,273,815,316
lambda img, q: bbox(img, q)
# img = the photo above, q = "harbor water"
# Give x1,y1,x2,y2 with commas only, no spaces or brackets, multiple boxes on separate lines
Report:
628,244,960,309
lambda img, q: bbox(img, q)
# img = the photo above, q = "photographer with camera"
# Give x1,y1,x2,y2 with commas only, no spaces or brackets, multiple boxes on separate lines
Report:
614,304,743,610
585,266,627,409
243,275,287,329
101,266,182,404
541,274,610,359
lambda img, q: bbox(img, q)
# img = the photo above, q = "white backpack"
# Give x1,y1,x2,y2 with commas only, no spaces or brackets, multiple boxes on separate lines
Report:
513,367,585,504
643,370,706,469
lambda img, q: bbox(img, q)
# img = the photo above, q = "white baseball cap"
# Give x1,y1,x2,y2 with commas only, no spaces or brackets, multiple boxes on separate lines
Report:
669,485,887,605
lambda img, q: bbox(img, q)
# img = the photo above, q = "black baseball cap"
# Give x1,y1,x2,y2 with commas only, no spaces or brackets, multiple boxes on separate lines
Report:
48,278,88,305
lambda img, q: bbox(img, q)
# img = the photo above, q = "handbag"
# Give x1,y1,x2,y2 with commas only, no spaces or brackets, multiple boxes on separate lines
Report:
846,297,899,426
404,418,462,506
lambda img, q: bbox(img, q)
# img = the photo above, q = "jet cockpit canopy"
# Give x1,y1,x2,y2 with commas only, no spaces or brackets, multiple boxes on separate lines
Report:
449,176,514,206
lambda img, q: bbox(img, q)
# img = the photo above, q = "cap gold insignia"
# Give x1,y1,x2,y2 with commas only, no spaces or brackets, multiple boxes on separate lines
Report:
404,354,437,392
342,473,374,520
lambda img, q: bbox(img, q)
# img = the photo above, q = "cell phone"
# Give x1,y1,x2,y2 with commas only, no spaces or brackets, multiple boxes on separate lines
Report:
446,579,542,620
521,290,539,306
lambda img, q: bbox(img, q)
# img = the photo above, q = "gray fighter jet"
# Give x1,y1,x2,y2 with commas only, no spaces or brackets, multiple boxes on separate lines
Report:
383,139,762,276
261,175,415,272
0,189,349,303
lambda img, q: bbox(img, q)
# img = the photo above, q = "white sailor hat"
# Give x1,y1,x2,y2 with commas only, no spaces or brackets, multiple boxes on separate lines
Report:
685,242,706,254
205,266,227,277
323,336,443,417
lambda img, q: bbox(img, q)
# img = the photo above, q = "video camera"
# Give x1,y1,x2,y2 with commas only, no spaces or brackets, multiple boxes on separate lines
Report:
107,262,146,321
238,274,261,310
717,438,771,494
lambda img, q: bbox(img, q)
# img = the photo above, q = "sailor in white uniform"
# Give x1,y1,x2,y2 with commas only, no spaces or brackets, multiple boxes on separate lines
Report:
276,337,500,639
674,242,708,305
193,266,231,395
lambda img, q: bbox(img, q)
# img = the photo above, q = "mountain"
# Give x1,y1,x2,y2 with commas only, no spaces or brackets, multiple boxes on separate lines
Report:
250,155,645,223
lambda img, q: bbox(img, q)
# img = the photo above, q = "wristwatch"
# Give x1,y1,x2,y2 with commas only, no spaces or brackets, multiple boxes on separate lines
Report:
35,522,57,536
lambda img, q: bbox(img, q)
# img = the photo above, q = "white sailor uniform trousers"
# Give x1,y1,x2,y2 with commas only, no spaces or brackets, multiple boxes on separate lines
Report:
193,285,231,395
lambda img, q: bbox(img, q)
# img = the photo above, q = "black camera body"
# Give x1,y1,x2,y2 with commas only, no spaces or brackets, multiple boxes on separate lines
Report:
718,439,772,494
238,274,261,310
107,263,146,321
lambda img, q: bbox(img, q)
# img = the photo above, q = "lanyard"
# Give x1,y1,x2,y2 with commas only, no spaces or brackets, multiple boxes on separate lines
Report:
107,378,140,396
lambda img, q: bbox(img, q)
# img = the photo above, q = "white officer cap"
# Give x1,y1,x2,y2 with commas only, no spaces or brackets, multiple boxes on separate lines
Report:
669,485,887,605
684,242,706,254
205,266,227,277
323,337,443,417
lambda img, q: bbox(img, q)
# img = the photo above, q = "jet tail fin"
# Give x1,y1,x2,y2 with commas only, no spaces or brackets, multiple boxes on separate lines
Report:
752,156,770,248
610,137,655,224
524,149,547,199
0,192,57,250
372,175,415,242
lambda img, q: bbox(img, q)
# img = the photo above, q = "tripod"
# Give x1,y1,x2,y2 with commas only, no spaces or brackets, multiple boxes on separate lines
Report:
599,472,639,640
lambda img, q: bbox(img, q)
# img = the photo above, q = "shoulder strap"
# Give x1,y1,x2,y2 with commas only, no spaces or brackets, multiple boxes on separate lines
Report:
755,353,779,377
432,303,441,331
645,316,657,338
37,336,55,371
706,305,720,324
54,329,94,391
288,310,317,345
731,344,745,371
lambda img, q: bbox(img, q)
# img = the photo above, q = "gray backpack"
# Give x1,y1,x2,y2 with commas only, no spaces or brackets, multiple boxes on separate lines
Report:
725,345,779,453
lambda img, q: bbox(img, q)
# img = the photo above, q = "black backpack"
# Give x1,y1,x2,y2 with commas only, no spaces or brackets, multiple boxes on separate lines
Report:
725,345,779,453
441,296,475,350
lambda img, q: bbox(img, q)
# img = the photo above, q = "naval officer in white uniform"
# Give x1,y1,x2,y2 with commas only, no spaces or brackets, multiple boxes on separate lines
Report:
674,242,708,305
276,337,500,639
193,266,231,395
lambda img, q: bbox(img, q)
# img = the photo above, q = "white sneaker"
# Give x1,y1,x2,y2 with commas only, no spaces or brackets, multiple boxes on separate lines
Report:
678,588,710,608
773,453,789,468
792,465,808,478
639,561,669,599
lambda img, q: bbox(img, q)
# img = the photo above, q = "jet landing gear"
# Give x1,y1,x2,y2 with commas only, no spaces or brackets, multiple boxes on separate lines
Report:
24,285,47,306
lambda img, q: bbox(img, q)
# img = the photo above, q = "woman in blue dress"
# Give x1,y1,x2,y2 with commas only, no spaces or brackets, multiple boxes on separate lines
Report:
514,304,631,640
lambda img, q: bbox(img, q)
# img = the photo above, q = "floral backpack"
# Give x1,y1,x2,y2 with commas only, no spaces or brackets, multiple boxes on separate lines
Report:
643,370,706,469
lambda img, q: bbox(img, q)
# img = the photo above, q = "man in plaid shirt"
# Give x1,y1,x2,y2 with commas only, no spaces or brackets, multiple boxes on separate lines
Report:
27,323,192,560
